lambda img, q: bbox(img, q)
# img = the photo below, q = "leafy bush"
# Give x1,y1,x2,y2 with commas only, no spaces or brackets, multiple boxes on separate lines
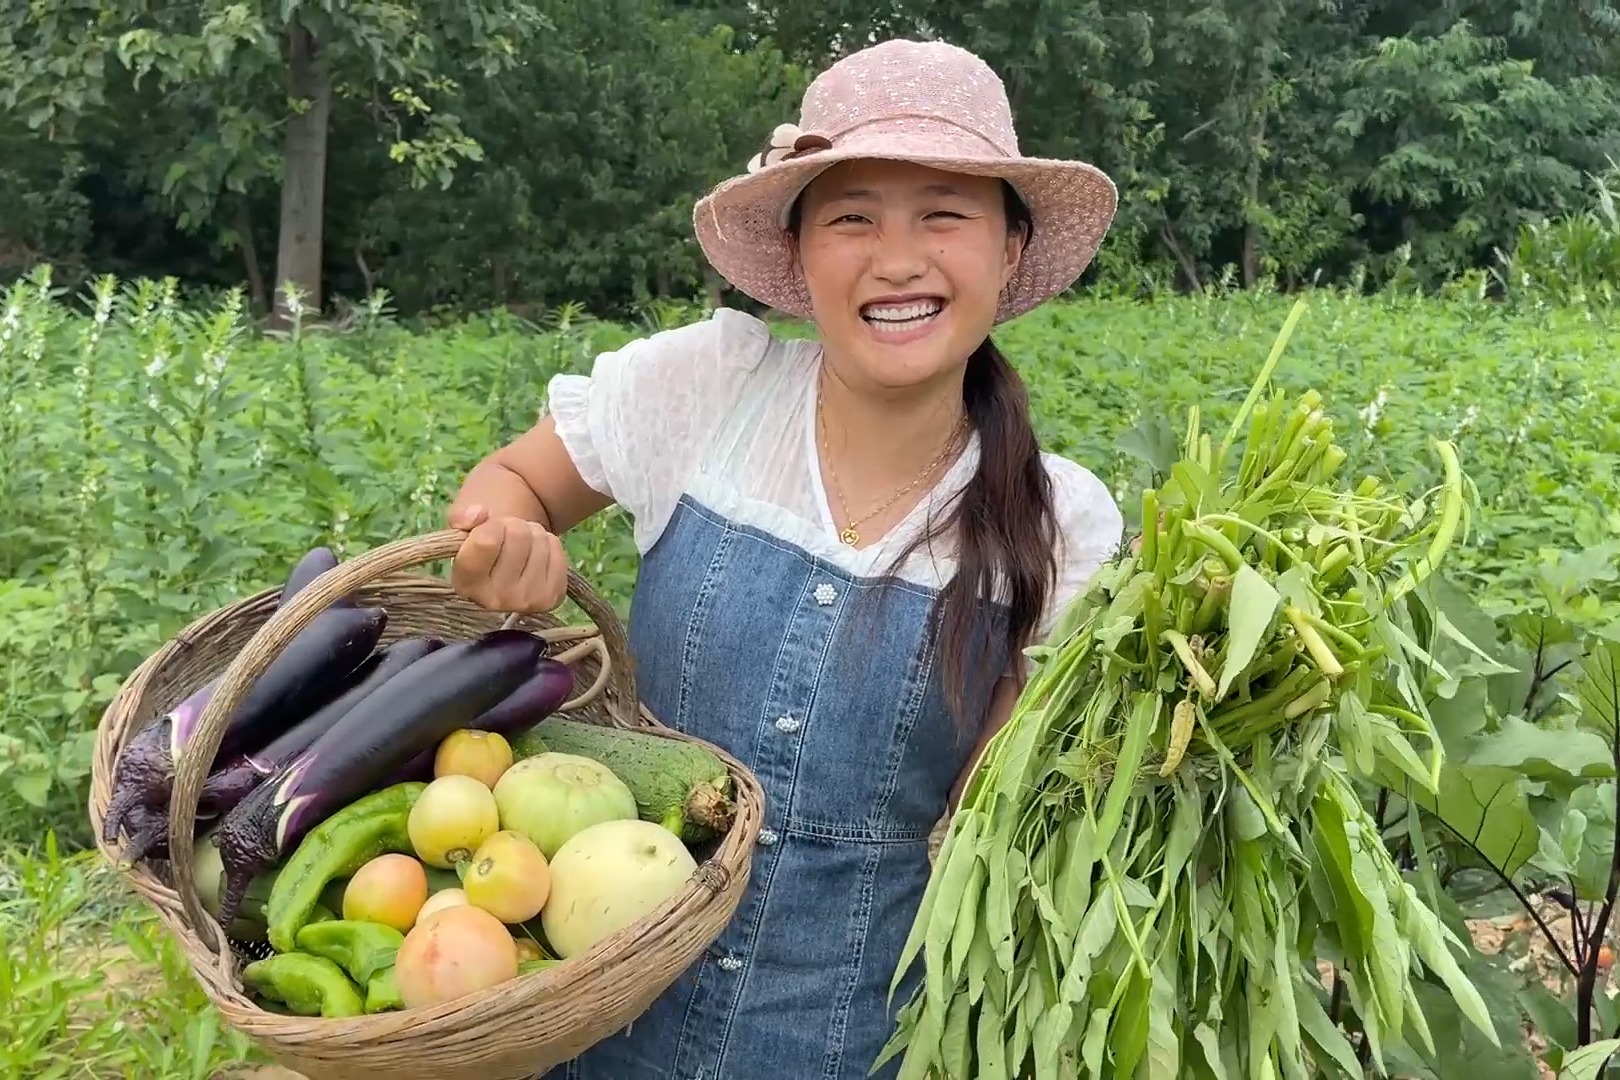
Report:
1499,161,1620,306
3,269,1620,1076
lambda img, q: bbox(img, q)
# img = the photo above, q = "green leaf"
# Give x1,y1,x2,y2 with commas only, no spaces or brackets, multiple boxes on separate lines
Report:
1145,955,1181,1079
1407,765,1541,882
1466,715,1616,786
185,1009,219,1080
1578,640,1620,740
1519,983,1578,1055
1565,783,1618,902
1218,564,1280,697
1296,987,1363,1078
1558,1038,1620,1080
1433,673,1494,746
1115,415,1180,480
11,772,52,807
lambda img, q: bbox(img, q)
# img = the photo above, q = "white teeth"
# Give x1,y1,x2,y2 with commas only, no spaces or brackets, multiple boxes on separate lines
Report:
862,300,943,322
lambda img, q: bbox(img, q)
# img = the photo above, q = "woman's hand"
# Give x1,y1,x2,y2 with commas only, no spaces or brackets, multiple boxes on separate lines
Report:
448,503,570,613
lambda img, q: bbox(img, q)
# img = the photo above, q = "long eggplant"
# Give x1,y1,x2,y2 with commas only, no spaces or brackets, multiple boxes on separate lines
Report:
282,546,342,601
198,638,446,816
101,605,388,848
102,546,350,850
212,628,545,926
471,658,577,735
374,657,577,788
117,799,220,864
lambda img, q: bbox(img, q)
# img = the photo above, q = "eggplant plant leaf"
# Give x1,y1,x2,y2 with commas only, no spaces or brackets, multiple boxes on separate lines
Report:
1577,640,1620,741
1407,764,1542,883
1557,1037,1620,1080
1466,714,1616,787
1383,950,1543,1080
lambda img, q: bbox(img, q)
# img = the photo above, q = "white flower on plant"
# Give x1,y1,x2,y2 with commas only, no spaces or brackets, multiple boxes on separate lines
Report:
1453,404,1479,436
1359,386,1389,436
145,354,167,378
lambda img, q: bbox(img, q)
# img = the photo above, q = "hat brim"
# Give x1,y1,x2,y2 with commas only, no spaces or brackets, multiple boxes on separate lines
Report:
692,147,1118,324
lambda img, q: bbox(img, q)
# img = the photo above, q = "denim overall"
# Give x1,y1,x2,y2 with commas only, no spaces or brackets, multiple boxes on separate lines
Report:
551,491,1007,1079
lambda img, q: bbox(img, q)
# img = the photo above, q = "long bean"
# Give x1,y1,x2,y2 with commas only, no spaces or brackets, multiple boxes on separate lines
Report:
879,300,1494,1079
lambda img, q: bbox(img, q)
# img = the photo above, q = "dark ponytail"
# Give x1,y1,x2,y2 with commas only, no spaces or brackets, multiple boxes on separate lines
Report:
893,185,1057,727
902,334,1057,727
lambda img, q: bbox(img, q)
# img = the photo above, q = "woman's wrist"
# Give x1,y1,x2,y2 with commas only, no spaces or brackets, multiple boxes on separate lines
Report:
448,460,554,531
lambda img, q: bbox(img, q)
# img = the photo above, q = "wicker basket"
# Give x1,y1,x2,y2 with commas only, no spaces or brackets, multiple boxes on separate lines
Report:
89,530,763,1080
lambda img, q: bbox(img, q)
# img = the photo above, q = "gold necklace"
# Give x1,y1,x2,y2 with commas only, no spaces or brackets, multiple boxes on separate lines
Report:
817,390,969,547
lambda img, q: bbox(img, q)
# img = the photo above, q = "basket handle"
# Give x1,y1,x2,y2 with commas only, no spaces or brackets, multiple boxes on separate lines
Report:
165,528,638,954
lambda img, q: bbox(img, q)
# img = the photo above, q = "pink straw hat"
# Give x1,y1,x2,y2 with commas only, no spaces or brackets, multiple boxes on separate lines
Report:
692,38,1119,324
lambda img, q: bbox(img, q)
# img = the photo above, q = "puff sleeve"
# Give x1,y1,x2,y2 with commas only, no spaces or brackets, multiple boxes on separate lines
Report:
1009,454,1125,676
544,308,770,552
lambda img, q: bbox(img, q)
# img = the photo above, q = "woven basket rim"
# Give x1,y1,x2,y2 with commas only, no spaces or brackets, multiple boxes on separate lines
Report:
86,532,764,1074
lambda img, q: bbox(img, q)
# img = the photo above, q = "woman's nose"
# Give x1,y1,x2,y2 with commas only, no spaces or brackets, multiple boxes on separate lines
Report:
868,224,929,284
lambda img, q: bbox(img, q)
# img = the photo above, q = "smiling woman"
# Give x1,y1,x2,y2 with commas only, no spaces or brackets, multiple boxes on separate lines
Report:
444,37,1126,1080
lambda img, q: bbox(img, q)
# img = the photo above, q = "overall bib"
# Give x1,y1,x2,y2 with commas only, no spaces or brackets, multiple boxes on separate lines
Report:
556,498,1004,1078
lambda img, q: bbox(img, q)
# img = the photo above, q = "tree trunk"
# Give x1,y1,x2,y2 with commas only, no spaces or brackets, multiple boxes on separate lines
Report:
491,254,509,301
235,200,268,317
271,18,333,327
1159,216,1203,293
1241,108,1268,288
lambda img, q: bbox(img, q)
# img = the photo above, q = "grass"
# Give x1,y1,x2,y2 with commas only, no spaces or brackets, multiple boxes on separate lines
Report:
1,268,1618,1076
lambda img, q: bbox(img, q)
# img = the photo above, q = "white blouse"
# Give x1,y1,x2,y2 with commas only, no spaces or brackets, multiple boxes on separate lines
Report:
546,308,1125,671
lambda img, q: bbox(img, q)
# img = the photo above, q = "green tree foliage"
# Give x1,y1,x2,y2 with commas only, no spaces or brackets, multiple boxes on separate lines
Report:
0,0,546,318
0,0,1616,316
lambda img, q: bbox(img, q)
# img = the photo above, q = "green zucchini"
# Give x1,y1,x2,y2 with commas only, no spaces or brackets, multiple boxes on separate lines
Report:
511,718,736,842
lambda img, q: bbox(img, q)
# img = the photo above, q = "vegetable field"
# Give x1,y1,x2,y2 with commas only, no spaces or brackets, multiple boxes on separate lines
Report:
3,269,1620,1077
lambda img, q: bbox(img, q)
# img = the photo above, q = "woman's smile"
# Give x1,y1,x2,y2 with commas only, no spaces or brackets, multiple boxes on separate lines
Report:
859,293,949,346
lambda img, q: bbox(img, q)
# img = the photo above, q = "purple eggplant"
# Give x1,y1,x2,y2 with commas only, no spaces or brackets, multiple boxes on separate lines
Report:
211,628,545,927
116,796,220,864
102,546,366,856
198,638,446,816
470,659,577,736
371,658,574,790
101,605,388,849
380,746,437,788
101,679,221,843
282,546,343,602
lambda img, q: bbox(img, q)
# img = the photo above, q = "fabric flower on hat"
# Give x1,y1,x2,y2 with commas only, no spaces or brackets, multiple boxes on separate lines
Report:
746,123,833,174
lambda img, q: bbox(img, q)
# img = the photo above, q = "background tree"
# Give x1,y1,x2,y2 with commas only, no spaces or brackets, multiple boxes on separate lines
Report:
0,0,545,320
1,0,1616,317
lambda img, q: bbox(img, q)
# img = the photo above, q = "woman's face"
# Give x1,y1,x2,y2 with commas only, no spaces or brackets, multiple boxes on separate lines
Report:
792,158,1025,397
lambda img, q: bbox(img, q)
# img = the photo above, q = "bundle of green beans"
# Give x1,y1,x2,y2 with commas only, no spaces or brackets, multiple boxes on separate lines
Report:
878,302,1494,1080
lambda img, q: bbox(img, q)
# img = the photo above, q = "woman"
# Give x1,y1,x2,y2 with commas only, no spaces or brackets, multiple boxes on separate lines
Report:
446,37,1125,1080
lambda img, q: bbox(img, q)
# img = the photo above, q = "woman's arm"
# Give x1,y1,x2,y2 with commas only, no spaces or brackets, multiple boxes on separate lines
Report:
946,675,1020,813
449,415,614,536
